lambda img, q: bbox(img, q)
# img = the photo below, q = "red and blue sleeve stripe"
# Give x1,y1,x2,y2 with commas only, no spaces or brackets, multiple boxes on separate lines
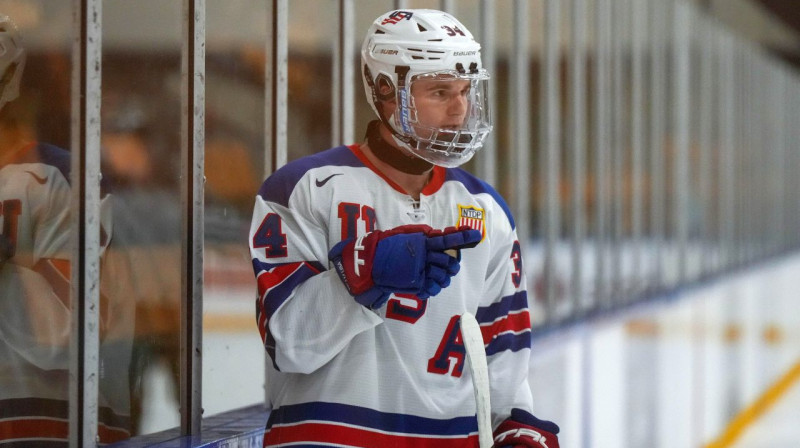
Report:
252,258,324,367
252,258,325,319
475,291,532,356
0,398,130,445
264,402,478,447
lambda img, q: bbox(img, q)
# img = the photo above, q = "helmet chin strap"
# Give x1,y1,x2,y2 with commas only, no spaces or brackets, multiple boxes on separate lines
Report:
365,120,433,175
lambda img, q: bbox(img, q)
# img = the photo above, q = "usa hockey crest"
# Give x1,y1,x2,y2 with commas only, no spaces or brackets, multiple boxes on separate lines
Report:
381,11,414,25
457,205,485,241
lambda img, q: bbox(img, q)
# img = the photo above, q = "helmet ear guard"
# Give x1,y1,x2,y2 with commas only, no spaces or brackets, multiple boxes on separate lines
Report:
375,73,395,101
363,64,401,139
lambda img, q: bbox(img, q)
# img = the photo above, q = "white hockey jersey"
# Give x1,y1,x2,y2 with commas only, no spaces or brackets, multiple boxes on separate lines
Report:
250,144,534,447
0,142,130,444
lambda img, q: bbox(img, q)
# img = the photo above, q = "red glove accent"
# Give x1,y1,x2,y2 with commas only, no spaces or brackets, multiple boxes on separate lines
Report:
330,224,432,295
493,410,560,448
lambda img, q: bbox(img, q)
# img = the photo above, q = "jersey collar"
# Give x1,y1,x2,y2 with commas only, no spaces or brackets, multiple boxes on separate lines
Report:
0,141,37,168
349,143,446,196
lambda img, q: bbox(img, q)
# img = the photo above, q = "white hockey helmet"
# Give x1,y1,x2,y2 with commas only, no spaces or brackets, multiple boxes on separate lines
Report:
361,9,492,168
0,15,25,112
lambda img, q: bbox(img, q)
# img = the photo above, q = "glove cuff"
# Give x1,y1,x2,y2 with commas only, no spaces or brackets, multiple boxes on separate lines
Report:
354,289,391,310
328,235,379,296
329,243,390,309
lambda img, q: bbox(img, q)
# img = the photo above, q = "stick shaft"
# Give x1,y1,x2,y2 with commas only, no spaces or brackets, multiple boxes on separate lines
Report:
461,312,493,448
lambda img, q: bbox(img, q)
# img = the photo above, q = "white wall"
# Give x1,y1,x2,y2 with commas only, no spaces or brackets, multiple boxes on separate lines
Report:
528,252,800,448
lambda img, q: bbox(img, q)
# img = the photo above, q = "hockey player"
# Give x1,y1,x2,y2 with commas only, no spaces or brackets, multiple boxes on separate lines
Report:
0,15,131,445
249,9,560,447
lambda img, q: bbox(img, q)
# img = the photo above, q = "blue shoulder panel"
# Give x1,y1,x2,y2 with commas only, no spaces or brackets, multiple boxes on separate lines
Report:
444,168,516,230
258,146,363,207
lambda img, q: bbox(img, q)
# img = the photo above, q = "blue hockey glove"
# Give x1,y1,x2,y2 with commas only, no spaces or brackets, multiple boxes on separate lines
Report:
328,225,482,309
420,226,481,297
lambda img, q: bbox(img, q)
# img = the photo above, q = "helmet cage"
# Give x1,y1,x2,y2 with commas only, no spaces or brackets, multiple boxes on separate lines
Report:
393,69,492,167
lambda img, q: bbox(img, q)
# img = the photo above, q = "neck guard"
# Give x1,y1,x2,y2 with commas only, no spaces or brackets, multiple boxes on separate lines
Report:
365,120,433,175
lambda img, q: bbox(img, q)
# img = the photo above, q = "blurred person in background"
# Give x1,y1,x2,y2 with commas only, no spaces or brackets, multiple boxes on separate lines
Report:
0,14,132,445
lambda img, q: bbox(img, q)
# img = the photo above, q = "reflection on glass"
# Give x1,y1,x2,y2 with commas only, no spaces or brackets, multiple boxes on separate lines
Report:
0,11,130,444
100,92,181,437
202,0,267,417
101,0,183,436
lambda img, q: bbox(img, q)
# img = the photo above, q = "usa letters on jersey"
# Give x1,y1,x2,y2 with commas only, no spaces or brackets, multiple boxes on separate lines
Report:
249,144,534,446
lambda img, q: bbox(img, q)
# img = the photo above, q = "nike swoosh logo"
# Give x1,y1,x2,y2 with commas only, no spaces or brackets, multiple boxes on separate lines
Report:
315,173,342,187
26,171,48,185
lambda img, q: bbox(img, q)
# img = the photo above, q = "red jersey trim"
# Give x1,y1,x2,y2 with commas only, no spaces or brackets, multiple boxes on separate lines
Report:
0,417,129,443
421,165,446,195
480,310,532,344
265,421,478,447
348,144,447,196
0,141,37,168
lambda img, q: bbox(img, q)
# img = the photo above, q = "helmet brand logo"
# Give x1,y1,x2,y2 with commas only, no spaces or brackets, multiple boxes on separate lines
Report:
380,49,398,55
453,51,477,57
399,89,412,133
381,11,414,25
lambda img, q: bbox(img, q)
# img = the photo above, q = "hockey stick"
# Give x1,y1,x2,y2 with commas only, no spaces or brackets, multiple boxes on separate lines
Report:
461,312,493,448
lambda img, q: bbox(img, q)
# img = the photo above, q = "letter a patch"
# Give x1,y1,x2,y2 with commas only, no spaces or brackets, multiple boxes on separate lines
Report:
457,205,486,241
